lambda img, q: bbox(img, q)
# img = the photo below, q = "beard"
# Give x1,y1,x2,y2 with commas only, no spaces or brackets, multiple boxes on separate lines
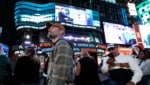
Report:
47,34,57,39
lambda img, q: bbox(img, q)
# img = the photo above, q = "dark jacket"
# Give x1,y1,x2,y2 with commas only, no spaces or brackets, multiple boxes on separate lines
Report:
76,57,101,85
13,56,40,84
0,54,12,83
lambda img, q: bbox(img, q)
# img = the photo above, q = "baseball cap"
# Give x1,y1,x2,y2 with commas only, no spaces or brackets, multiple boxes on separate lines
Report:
106,44,117,50
46,22,65,31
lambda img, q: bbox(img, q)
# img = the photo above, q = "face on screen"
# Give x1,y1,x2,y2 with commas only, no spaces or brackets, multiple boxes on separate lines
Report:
55,4,100,27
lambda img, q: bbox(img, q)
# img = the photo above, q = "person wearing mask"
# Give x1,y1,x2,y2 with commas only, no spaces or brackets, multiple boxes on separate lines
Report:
0,45,12,85
12,47,40,85
101,44,143,85
46,22,73,85
75,51,101,85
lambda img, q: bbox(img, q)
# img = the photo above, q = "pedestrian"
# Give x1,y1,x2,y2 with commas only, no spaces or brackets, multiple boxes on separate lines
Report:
0,45,12,85
101,44,143,85
46,22,74,85
12,47,40,85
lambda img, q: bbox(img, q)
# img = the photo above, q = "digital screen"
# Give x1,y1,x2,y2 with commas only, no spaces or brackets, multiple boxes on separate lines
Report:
73,42,95,48
0,43,9,57
15,1,55,30
103,22,136,45
103,0,116,3
136,0,150,25
39,42,51,48
55,4,100,29
127,3,137,16
15,1,100,30
139,25,150,48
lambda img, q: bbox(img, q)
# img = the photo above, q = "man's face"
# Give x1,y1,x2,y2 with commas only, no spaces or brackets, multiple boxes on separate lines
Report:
47,26,60,39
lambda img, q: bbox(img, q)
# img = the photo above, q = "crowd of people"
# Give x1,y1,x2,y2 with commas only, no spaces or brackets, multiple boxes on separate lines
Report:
0,22,150,85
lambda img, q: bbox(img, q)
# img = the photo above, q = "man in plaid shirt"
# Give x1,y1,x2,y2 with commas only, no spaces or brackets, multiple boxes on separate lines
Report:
46,22,73,85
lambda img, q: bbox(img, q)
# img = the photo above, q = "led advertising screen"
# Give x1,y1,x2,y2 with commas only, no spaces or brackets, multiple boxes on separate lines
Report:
15,1,55,30
139,25,150,48
55,4,100,30
15,1,100,30
127,3,137,16
136,0,150,25
104,0,116,3
103,22,136,45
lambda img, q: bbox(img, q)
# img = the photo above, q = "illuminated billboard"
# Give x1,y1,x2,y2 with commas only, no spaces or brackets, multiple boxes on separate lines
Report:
15,1,55,30
127,3,137,16
139,25,150,48
103,22,136,45
136,0,150,25
15,1,100,30
55,4,100,29
103,0,116,3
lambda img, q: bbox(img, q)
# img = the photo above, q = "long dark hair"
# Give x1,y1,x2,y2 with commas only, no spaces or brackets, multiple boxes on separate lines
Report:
138,49,150,60
144,49,150,59
25,47,35,56
132,45,143,56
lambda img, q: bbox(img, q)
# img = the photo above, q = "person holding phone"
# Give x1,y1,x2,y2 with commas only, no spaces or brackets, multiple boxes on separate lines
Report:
101,44,143,85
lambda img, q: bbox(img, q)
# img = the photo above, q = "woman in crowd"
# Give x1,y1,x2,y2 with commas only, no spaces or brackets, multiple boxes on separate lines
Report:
137,50,150,85
12,47,40,85
75,51,101,85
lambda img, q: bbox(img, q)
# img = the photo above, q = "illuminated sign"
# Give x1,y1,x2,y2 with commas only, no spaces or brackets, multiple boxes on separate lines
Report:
136,0,150,25
103,22,136,45
73,47,80,52
81,48,97,52
64,36,90,42
55,4,100,28
127,3,137,16
73,43,95,48
104,0,116,3
96,44,107,49
41,48,53,52
39,42,51,48
15,1,55,30
139,25,150,48
20,14,53,23
118,47,132,55
15,1,100,30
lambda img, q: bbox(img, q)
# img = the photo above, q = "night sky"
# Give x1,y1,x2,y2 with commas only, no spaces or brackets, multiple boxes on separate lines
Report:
0,0,49,46
0,0,18,46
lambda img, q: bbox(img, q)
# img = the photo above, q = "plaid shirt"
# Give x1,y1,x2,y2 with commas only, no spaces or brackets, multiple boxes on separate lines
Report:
47,39,73,85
